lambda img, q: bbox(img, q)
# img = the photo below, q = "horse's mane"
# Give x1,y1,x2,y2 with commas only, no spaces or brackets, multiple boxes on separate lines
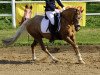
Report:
65,6,84,13
60,7,77,26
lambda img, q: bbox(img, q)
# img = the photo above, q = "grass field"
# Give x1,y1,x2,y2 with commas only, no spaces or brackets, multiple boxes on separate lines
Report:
0,26,100,47
0,2,100,46
0,16,100,46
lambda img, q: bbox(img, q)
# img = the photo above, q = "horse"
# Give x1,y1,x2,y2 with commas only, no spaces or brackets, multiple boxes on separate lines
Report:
2,7,85,64
20,5,32,25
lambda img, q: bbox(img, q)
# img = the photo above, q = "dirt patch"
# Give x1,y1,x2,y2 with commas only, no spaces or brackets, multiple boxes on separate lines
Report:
0,45,100,75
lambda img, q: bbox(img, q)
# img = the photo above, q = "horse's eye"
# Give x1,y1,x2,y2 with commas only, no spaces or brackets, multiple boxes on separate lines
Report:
77,15,82,19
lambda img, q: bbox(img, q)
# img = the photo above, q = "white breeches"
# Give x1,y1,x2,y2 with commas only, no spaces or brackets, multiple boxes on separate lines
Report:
45,9,60,25
46,11,55,25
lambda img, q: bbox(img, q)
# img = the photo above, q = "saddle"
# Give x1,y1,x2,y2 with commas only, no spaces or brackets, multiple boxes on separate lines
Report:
41,13,61,42
45,13,59,32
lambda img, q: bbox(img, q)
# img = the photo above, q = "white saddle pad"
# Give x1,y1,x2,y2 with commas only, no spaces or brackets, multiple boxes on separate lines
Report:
41,18,50,33
41,17,60,33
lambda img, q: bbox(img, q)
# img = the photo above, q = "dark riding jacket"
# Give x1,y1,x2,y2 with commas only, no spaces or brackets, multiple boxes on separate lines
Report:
45,0,64,11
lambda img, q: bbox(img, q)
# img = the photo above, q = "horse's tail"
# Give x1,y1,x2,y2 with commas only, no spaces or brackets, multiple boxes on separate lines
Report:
2,19,29,46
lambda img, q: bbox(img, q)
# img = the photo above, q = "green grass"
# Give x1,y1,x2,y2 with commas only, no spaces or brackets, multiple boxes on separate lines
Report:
86,16,100,27
0,17,12,30
0,26,100,47
76,27,100,45
0,8,100,46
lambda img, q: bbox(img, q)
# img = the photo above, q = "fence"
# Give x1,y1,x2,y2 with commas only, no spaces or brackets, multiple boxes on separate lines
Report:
0,0,100,28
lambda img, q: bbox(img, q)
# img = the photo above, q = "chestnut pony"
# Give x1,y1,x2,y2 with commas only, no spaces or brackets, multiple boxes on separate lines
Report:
2,8,85,64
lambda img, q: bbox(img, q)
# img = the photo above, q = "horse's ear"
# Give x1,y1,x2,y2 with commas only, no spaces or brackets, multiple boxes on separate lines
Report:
25,5,28,8
81,9,84,13
30,6,32,10
77,6,84,13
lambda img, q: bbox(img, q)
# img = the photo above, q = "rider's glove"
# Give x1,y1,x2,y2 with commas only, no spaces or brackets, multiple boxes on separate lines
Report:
60,7,65,12
62,7,65,11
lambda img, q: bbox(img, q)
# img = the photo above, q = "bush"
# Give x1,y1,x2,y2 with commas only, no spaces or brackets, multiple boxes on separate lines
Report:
0,17,12,30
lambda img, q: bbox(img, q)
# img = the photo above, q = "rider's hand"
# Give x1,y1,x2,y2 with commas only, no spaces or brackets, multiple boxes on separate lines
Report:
60,7,65,12
62,7,65,11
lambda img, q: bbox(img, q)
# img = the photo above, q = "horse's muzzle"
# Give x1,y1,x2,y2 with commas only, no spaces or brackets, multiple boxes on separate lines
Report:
75,25,80,31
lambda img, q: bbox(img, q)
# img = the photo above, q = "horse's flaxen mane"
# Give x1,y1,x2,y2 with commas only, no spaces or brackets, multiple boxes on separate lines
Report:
65,6,84,12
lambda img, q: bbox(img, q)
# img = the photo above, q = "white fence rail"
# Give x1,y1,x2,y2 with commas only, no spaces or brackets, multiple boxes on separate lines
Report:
86,13,100,16
0,0,100,28
0,14,12,16
0,0,16,28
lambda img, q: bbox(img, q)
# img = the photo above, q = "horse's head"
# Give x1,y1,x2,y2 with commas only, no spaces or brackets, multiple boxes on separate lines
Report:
73,7,83,31
20,5,33,25
61,7,83,31
24,5,33,19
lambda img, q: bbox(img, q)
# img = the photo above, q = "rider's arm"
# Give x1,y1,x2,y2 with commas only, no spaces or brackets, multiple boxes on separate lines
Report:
56,0,64,8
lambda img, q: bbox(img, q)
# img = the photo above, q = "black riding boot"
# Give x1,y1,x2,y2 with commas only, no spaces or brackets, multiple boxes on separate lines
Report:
49,13,61,42
49,25,61,42
49,25,56,42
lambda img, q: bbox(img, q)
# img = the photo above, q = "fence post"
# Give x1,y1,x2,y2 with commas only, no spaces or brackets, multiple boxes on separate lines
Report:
12,0,16,28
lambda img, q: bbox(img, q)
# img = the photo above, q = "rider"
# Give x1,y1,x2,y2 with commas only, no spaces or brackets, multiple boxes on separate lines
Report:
45,0,65,42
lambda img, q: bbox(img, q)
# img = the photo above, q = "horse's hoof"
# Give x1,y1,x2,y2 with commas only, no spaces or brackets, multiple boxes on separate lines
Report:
53,58,59,63
32,58,37,61
79,60,85,64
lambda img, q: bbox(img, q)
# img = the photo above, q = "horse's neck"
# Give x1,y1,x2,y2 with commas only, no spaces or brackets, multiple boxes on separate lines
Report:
60,17,75,33
60,17,68,28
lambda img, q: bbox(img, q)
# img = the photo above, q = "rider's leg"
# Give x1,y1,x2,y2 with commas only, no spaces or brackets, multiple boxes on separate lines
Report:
46,11,55,42
46,11,55,25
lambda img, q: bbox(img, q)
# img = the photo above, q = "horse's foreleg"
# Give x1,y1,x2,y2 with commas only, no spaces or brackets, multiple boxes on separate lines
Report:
38,39,58,62
31,40,38,61
70,34,76,44
65,36,85,64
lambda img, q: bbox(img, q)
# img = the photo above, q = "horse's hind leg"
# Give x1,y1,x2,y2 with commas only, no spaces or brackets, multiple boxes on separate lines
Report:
31,39,38,61
65,36,85,64
38,39,58,62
